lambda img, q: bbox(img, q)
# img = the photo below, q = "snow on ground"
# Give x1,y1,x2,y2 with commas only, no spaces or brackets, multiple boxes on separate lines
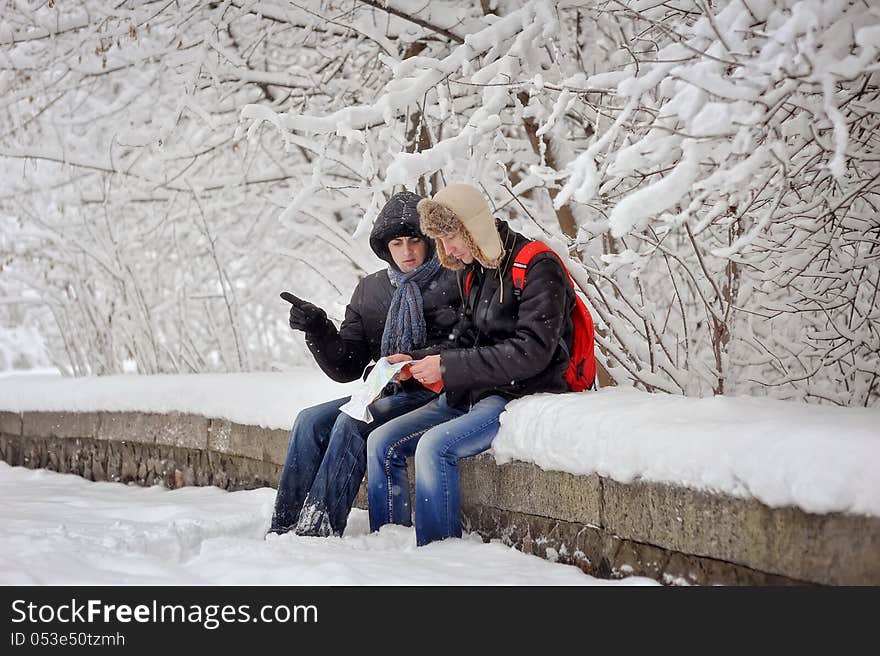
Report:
0,462,654,586
1,370,878,520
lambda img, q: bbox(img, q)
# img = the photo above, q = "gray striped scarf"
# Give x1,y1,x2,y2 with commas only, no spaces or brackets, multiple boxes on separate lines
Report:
381,255,443,356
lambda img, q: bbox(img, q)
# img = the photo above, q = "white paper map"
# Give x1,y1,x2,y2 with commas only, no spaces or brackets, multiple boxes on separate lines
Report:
339,357,412,423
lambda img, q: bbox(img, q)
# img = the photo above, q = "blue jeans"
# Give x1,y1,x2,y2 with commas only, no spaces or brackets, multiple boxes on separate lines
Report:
366,393,508,546
269,387,436,537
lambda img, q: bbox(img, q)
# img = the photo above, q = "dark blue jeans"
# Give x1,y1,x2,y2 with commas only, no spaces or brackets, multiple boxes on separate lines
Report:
269,387,436,537
366,393,507,546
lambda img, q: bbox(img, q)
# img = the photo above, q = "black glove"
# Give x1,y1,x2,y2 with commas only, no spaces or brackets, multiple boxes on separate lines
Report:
280,292,330,334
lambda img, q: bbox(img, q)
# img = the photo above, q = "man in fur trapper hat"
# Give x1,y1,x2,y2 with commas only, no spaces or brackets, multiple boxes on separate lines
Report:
366,183,576,547
418,183,506,270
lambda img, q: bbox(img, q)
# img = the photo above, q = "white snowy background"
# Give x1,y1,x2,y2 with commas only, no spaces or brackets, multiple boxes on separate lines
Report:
1,1,878,584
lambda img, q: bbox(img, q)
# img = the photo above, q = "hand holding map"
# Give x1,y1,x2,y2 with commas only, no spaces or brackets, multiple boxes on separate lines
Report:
339,357,412,422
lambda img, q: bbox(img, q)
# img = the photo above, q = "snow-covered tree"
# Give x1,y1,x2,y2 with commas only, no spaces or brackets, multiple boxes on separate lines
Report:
1,0,405,373
2,0,877,406
242,0,880,406
556,0,880,406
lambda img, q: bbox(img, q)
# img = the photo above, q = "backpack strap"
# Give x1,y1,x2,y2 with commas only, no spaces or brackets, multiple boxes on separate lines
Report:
511,241,556,298
468,241,566,298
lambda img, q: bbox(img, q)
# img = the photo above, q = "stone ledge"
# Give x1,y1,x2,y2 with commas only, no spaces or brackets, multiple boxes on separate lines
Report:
208,419,264,461
0,411,21,437
3,410,879,586
460,505,811,586
600,477,880,586
23,412,102,440
98,412,208,449
263,428,291,467
456,457,880,586
1,434,279,491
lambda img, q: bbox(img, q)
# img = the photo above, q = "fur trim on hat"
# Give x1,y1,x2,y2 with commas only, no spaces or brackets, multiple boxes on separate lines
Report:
417,199,504,270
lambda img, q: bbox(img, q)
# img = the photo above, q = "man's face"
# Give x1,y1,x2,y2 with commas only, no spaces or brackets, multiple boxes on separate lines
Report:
439,231,474,265
388,236,428,273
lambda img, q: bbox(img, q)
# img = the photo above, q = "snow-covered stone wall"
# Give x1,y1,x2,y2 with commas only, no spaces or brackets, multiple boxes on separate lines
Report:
1,409,877,586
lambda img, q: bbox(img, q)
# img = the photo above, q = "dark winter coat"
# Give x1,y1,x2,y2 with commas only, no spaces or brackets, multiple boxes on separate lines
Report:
413,221,575,408
304,196,459,386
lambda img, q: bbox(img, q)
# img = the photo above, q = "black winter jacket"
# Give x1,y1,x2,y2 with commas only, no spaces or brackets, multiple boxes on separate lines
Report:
413,221,574,408
304,195,459,386
306,270,458,384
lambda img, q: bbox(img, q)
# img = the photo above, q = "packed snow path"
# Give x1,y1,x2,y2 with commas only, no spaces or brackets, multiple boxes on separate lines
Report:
0,463,655,585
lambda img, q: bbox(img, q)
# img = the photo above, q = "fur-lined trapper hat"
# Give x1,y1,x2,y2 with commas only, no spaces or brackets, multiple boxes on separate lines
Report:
416,184,504,270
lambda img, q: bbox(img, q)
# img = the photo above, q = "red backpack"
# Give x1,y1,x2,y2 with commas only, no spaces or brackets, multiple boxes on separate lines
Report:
465,241,597,392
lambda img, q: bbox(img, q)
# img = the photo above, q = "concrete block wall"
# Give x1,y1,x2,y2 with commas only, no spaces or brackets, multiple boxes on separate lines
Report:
2,410,878,586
